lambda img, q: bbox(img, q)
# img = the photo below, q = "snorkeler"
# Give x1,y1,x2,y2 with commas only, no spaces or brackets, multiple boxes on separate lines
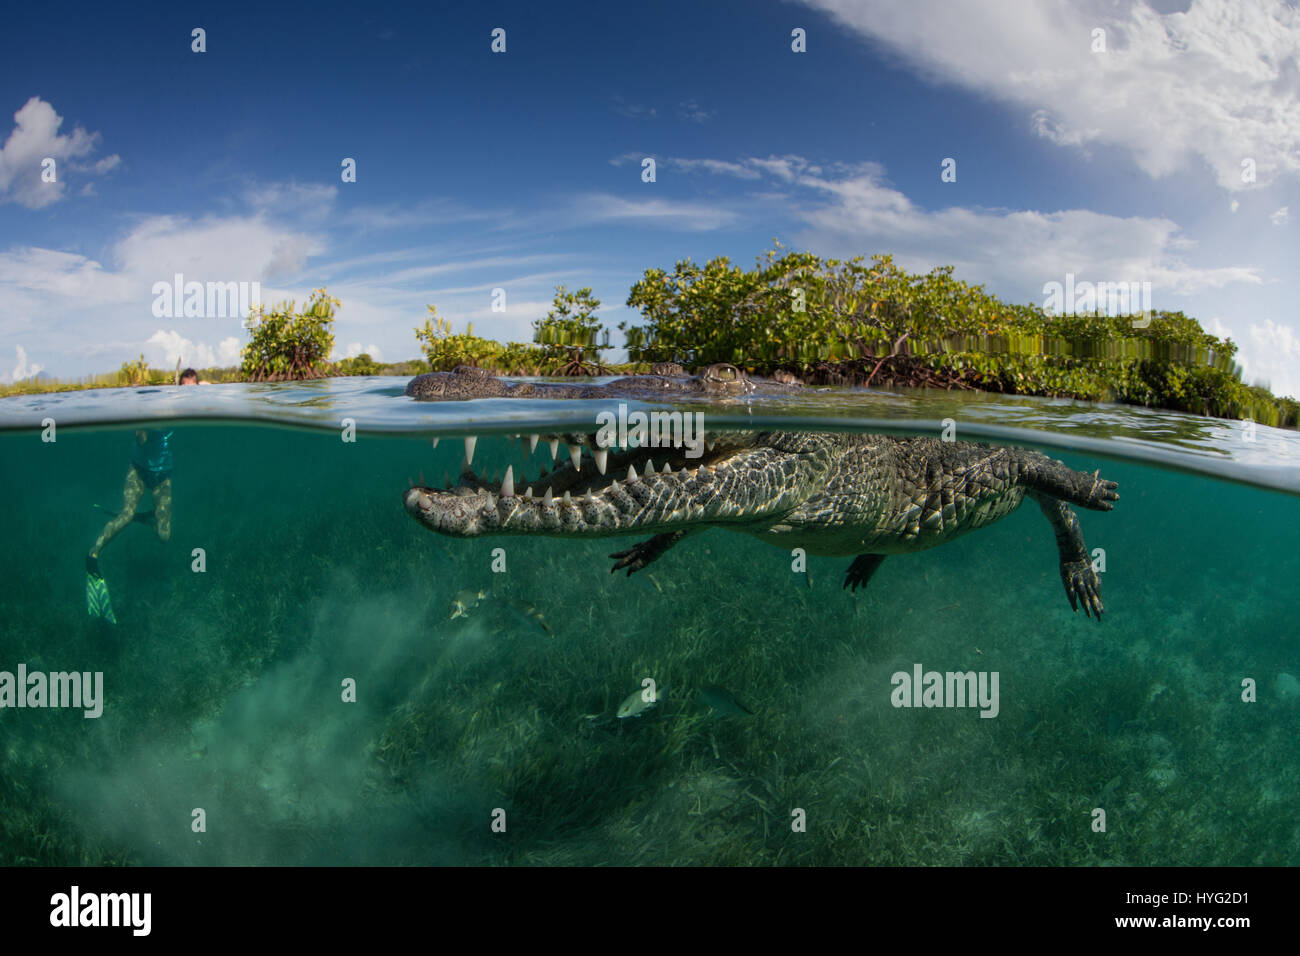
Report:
85,368,198,621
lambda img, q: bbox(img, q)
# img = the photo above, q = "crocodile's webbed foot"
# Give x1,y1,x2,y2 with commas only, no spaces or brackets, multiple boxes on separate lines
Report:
609,531,689,576
1060,557,1104,620
843,553,886,592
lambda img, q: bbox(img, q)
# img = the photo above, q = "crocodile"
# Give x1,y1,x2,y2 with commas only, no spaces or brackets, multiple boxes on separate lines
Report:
404,361,801,400
403,418,1120,620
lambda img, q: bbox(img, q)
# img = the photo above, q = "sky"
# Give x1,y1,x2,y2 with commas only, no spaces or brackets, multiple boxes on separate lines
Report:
1,0,1297,395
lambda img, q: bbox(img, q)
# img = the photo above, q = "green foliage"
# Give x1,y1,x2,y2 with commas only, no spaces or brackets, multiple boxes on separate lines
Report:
241,288,338,381
414,305,544,373
118,354,151,386
534,286,611,374
335,353,383,376
622,245,1296,427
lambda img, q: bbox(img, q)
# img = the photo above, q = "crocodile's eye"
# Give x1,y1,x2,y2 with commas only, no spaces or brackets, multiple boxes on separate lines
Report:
710,364,739,382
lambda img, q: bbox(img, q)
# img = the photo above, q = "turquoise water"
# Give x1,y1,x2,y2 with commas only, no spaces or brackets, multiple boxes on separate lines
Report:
1,378,1297,865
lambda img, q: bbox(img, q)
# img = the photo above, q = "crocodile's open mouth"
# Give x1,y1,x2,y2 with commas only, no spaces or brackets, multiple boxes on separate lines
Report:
403,429,774,537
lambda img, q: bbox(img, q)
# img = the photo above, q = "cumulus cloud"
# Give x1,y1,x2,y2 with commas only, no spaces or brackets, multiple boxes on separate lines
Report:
337,342,383,360
797,0,1300,189
1,345,44,383
0,97,119,208
146,330,242,369
787,162,1261,295
647,152,1263,295
1244,319,1300,396
1270,206,1290,226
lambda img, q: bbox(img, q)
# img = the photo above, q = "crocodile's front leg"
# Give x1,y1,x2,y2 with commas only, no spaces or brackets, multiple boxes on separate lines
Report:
609,529,695,575
1030,491,1105,620
1021,455,1119,513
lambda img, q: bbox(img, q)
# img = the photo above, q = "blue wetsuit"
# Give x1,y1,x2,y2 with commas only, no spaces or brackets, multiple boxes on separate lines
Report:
131,430,174,488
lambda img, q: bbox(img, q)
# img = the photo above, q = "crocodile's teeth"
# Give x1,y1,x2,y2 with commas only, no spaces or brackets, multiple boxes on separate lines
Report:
661,462,672,474
548,439,559,460
431,437,439,449
563,490,572,504
627,464,638,482
569,444,582,471
528,434,540,455
543,488,554,506
501,466,515,497
707,439,717,452
593,448,608,475
644,457,654,474
487,493,497,508
585,490,595,502
464,436,477,465
525,486,534,498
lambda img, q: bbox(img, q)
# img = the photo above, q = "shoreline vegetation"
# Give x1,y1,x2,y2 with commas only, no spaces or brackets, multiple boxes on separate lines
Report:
4,248,1296,429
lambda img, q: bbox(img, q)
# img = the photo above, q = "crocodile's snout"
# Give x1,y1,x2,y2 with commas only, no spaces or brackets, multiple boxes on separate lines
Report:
404,487,434,514
403,430,815,539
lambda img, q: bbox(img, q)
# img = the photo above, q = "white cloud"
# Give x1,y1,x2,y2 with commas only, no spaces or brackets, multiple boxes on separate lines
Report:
0,97,119,208
113,214,324,285
146,331,243,369
1,345,44,383
707,155,1264,295
574,194,738,231
678,99,715,123
797,0,1300,189
339,198,498,232
1270,206,1290,226
0,209,322,374
337,342,383,360
668,157,762,179
1244,319,1300,396
243,181,337,221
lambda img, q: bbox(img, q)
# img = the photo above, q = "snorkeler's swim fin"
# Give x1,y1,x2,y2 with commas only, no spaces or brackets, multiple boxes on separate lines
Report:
85,558,117,625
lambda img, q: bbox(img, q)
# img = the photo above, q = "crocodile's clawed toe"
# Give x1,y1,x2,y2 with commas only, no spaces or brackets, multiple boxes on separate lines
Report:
1090,471,1120,510
1061,559,1104,621
609,545,649,576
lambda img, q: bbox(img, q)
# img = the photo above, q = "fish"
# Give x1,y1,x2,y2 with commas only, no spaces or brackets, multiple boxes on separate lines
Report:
617,683,667,719
448,587,488,620
447,587,552,635
507,598,553,636
699,684,754,717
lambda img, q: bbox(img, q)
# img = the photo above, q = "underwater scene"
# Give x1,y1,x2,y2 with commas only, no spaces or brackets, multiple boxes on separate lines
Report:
1,377,1297,866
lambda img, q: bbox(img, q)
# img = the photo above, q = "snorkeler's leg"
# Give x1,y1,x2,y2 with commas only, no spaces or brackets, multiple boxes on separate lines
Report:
91,468,144,559
152,479,172,542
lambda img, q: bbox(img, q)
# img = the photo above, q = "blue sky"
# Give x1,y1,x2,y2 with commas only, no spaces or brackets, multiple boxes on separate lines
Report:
2,0,1297,395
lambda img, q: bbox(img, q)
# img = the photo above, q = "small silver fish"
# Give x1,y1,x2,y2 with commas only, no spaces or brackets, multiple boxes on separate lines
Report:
448,588,487,620
617,683,667,719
